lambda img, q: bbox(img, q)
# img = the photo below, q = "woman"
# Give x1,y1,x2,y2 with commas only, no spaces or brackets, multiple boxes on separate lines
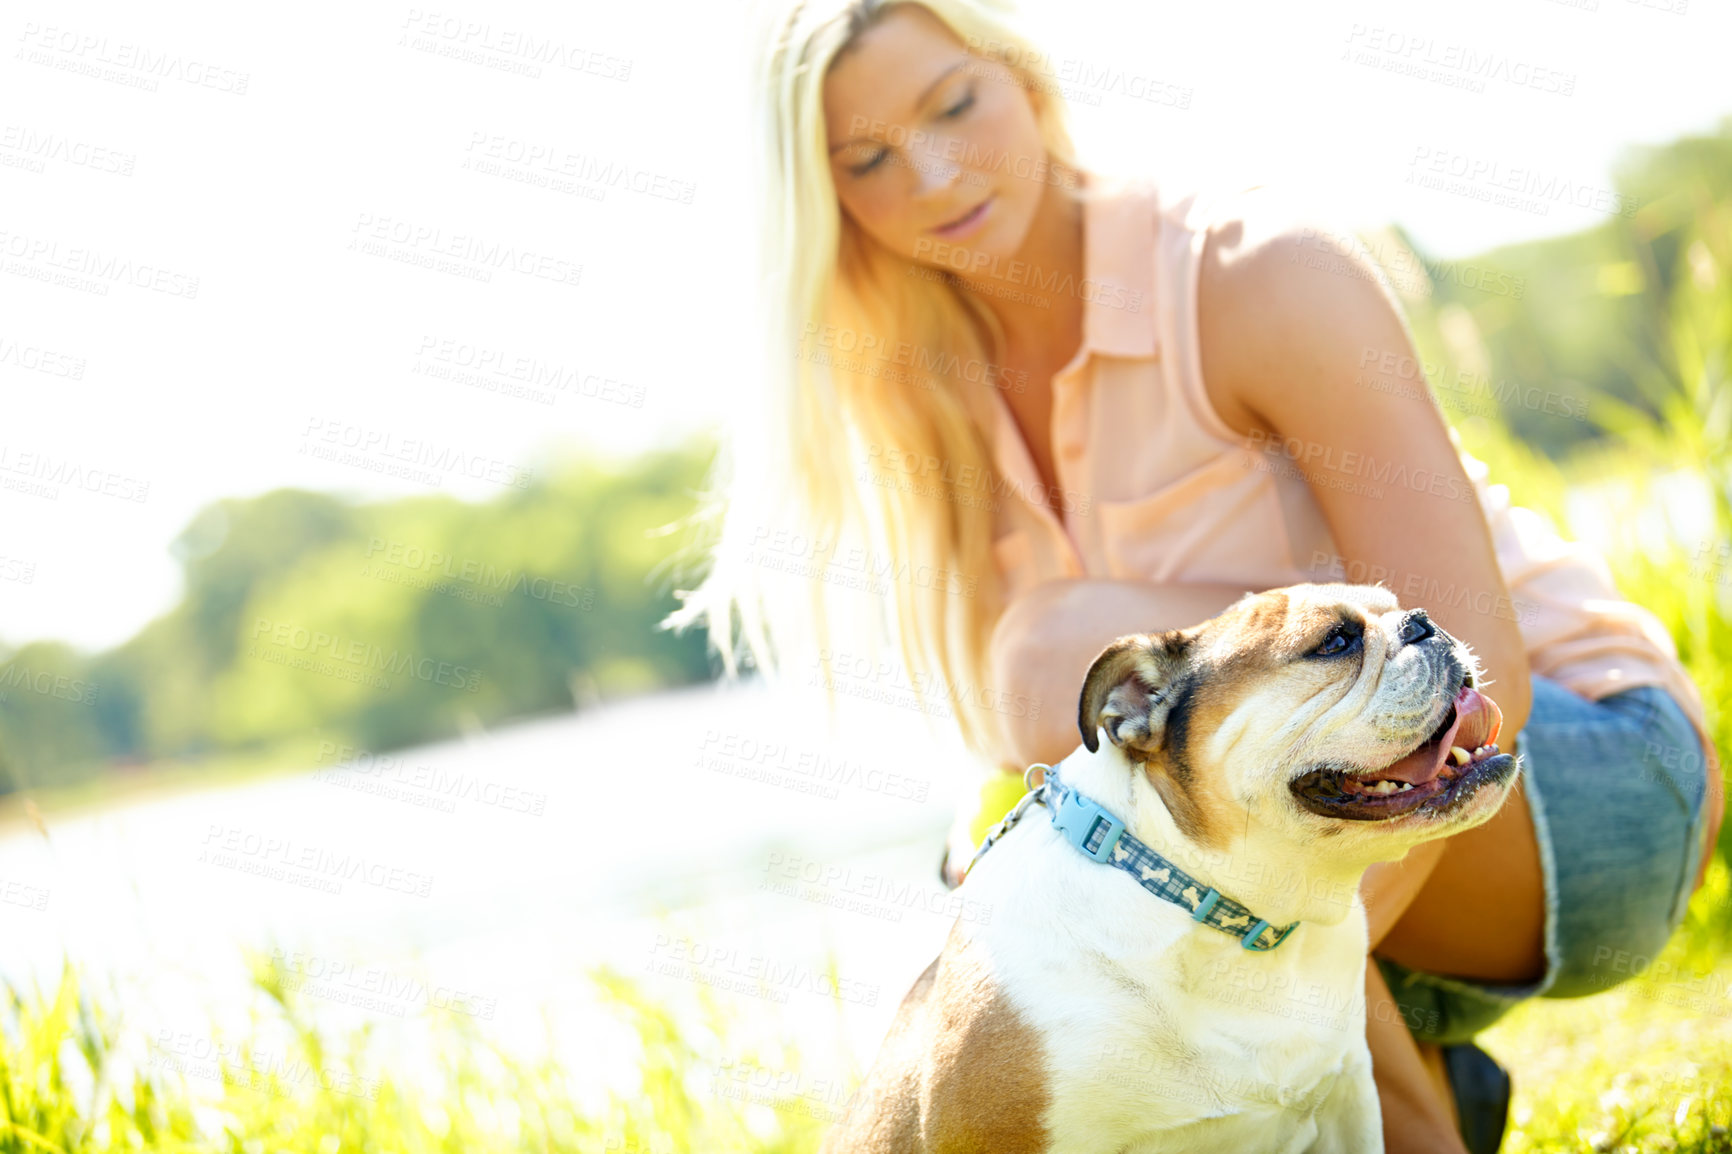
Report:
670,1,1722,1149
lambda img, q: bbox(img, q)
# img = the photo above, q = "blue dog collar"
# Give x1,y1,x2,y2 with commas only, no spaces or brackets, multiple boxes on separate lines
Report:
968,764,1299,953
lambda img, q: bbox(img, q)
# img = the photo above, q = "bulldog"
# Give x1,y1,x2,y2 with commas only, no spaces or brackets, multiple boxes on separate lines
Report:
820,583,1519,1154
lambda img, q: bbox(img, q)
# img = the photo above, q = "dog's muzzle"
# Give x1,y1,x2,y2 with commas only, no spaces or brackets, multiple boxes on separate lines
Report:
1289,683,1517,821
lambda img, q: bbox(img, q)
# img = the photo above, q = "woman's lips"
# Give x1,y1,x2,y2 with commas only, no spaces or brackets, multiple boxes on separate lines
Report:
930,197,993,239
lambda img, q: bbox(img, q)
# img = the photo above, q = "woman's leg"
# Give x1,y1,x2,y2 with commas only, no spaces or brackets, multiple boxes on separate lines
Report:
1377,782,1547,984
1360,785,1544,1153
1366,961,1467,1154
1364,677,1709,1151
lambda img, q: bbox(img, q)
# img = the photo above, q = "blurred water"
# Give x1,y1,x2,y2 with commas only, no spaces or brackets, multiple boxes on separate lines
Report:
0,676,991,1104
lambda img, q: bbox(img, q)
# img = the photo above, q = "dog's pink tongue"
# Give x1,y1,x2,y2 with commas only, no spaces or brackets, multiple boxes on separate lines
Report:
1365,687,1503,786
1454,686,1503,752
1373,738,1450,786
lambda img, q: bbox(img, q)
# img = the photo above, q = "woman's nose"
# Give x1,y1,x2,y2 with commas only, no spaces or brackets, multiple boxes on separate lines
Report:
908,142,963,198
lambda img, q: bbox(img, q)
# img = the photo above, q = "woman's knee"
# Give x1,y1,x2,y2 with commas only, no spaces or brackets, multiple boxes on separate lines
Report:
1521,683,1709,999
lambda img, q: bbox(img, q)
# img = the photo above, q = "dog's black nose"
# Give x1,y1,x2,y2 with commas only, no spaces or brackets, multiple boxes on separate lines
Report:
1398,610,1434,645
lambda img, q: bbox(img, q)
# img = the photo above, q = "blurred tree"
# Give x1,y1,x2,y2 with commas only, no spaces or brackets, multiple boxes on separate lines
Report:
0,444,716,795
1392,115,1732,456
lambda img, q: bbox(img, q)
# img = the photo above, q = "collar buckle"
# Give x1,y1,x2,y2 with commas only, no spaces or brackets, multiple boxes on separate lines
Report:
1049,786,1126,864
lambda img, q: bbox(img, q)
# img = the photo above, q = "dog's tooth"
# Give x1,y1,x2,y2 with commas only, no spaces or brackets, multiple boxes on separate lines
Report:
1448,745,1472,767
1396,782,1413,791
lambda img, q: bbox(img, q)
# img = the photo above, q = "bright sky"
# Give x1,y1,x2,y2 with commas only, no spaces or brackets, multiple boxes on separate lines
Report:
4,0,1727,652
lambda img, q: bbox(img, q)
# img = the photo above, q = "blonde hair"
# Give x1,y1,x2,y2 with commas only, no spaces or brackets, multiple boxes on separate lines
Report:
665,0,1081,761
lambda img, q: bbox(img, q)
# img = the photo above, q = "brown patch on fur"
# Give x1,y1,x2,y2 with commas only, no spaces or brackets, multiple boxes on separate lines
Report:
820,928,1051,1154
1160,680,1262,852
1141,753,1214,847
1236,589,1290,639
1158,589,1346,848
818,959,935,1154
1091,591,1312,852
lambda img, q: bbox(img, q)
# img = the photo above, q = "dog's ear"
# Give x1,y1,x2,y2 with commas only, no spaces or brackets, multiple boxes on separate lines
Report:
1078,631,1191,756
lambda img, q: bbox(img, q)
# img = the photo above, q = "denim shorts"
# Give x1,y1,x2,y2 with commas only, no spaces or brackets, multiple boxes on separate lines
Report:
1376,674,1711,1045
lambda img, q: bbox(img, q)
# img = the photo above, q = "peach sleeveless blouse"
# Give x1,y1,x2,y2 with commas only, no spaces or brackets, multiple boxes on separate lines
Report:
977,175,1713,769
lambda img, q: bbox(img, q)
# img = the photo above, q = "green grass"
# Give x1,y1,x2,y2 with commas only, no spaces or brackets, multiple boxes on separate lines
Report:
5,879,1732,1153
1460,397,1732,1151
1,954,830,1154
1487,863,1732,1153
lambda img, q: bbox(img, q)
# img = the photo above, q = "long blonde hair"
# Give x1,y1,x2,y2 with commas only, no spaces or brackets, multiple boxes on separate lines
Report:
665,0,1080,761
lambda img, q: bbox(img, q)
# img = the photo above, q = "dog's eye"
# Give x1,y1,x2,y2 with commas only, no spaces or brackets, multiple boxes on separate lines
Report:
1311,621,1363,658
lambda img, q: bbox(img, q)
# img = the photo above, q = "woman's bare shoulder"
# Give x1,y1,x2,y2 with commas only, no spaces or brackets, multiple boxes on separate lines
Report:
1193,185,1407,440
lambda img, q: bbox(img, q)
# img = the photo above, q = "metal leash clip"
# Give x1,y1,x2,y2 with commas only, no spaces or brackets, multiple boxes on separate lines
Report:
961,763,1053,882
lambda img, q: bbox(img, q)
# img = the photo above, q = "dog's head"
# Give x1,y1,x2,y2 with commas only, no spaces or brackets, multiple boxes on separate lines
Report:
1076,583,1519,857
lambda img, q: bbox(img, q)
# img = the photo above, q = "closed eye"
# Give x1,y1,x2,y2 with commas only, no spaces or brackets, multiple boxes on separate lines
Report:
1310,620,1364,658
847,147,888,177
846,87,973,178
941,88,975,119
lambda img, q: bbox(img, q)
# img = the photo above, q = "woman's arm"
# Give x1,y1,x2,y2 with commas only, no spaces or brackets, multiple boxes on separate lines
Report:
988,194,1533,779
989,195,1532,777
1193,192,1535,939
1195,192,1532,739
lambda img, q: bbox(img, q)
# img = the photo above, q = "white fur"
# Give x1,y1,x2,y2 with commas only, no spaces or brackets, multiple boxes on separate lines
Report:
945,586,1513,1152
956,740,1383,1153
852,589,1517,1143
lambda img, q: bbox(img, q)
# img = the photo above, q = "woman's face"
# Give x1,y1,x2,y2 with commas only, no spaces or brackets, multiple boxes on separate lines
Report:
823,5,1052,270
